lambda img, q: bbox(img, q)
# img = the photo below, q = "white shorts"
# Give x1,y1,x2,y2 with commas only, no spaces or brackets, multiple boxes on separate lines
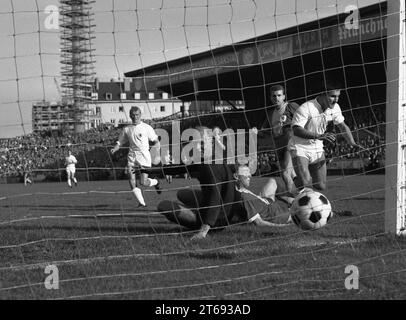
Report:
289,144,324,164
66,167,76,175
128,150,152,168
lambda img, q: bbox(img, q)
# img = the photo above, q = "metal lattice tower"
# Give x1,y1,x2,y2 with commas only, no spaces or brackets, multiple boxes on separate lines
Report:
60,0,95,133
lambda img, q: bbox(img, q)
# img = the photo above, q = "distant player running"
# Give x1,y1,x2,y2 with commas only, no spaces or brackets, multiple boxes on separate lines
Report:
111,106,162,207
260,84,299,195
163,149,173,183
23,168,33,186
65,150,78,188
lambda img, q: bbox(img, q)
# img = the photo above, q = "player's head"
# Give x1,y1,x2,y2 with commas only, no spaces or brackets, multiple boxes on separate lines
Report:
270,84,286,106
68,150,72,156
235,165,252,188
129,106,142,124
321,80,343,109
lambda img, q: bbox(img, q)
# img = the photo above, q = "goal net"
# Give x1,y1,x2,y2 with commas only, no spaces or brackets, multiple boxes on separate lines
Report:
0,0,405,300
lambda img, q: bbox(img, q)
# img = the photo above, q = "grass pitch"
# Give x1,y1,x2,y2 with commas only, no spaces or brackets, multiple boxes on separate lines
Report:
0,175,405,300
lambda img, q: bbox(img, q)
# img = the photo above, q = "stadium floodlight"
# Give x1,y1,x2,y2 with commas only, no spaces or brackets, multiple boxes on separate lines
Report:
385,0,406,236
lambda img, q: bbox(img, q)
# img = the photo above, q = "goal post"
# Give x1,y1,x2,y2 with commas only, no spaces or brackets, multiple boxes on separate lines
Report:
385,0,406,235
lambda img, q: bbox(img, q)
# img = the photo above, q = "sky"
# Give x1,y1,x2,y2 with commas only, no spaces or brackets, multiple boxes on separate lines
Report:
0,0,382,138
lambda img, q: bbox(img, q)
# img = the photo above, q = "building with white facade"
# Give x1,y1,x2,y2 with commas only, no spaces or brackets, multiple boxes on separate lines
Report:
89,78,189,127
32,100,101,133
31,78,245,133
32,101,75,133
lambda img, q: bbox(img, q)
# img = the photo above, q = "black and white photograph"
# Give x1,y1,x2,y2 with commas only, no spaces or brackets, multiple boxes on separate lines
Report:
0,0,405,306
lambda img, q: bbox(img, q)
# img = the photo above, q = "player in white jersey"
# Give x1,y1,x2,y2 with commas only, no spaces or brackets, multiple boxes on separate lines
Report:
163,149,173,183
23,168,33,186
111,106,162,207
65,150,78,188
289,81,363,191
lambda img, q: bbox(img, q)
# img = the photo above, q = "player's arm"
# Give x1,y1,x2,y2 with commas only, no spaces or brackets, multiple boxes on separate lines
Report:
149,138,161,165
244,196,290,227
111,143,120,154
291,105,319,139
111,130,127,154
336,122,364,149
291,105,334,142
251,215,290,227
148,127,161,165
292,126,336,143
250,125,275,153
213,127,226,151
281,102,299,136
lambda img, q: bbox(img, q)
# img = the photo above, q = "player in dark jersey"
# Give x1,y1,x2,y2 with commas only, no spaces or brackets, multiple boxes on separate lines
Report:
153,162,247,239
140,126,246,240
234,165,293,226
141,125,294,239
260,85,299,195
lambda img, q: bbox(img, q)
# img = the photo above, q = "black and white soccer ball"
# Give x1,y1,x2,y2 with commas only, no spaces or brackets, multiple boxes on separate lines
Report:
290,189,333,231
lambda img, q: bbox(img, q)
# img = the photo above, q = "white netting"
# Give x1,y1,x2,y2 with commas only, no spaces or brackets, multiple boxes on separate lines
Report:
0,0,405,300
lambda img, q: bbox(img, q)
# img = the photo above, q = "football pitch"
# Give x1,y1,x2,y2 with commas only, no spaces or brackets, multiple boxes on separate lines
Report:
0,175,405,300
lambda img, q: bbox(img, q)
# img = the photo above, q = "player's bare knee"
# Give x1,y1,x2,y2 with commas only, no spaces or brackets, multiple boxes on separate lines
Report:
261,178,277,199
140,177,149,186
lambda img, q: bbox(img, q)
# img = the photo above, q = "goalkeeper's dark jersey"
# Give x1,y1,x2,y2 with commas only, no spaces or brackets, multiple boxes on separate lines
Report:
142,163,246,227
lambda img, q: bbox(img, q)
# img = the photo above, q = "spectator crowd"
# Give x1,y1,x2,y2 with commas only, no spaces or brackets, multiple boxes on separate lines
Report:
0,125,122,179
0,106,386,180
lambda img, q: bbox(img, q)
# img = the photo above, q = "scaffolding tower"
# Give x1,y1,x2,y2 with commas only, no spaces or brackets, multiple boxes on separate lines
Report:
60,0,95,133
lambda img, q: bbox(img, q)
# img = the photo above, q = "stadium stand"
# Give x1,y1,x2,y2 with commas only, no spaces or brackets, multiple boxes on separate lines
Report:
0,105,386,182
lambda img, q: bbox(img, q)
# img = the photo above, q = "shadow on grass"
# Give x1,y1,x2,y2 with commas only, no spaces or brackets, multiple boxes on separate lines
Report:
0,222,184,235
351,197,385,201
0,204,157,213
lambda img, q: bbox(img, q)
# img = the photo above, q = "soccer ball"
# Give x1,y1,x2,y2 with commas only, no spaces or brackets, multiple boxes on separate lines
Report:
290,189,333,231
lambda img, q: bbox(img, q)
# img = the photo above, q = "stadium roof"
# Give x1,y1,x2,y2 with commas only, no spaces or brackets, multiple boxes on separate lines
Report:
124,2,387,105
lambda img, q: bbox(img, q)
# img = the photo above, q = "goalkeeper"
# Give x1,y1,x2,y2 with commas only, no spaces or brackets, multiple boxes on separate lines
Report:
140,126,292,240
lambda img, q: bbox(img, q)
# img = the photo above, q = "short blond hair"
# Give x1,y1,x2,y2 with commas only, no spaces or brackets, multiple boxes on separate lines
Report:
236,165,251,177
